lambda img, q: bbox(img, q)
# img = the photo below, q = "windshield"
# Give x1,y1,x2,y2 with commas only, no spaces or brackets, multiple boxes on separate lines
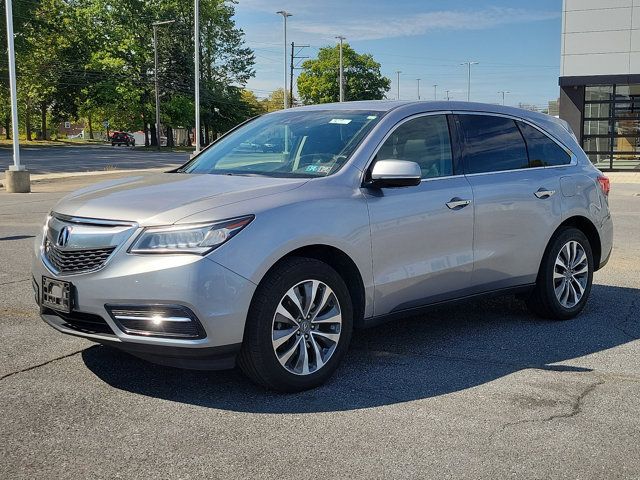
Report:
181,110,382,178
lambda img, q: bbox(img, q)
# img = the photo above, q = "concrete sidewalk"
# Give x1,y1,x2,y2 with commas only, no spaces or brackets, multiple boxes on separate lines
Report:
607,171,640,183
2,166,640,191
0,167,170,192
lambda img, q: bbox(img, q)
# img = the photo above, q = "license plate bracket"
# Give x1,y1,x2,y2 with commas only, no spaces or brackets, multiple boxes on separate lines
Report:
41,276,73,314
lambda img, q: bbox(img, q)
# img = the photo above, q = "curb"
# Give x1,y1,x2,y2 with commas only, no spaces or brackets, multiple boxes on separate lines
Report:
0,167,169,188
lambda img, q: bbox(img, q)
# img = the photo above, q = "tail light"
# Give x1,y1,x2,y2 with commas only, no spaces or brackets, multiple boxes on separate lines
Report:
597,175,610,196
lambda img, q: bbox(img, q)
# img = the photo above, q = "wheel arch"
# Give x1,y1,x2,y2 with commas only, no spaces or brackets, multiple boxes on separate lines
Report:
543,215,602,271
256,244,367,328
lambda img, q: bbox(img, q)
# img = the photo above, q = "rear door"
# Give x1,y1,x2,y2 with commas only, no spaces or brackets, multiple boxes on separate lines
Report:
364,114,475,315
455,113,565,291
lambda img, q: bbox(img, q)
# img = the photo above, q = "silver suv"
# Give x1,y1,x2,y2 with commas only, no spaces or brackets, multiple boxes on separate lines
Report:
33,101,613,391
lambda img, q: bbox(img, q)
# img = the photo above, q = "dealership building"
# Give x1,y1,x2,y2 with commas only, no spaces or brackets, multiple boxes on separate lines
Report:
560,0,640,170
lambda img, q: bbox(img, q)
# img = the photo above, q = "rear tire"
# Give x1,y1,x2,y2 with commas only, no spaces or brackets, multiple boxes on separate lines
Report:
238,257,353,392
527,227,593,320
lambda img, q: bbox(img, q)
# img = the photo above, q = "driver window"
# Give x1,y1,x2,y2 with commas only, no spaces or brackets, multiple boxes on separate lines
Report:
377,115,453,179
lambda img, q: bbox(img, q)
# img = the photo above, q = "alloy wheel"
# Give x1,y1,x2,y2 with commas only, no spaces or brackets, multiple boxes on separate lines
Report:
271,279,342,375
553,240,589,309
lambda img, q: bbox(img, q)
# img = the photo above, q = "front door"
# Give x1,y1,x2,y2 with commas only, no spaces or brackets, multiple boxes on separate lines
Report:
364,114,475,316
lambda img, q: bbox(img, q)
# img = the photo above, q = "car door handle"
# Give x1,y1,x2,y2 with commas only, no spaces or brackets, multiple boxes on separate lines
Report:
534,188,556,199
446,198,471,210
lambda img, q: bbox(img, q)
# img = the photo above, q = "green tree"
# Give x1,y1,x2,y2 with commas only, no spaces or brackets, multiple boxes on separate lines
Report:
1,0,257,144
241,89,266,115
261,88,291,112
297,44,390,104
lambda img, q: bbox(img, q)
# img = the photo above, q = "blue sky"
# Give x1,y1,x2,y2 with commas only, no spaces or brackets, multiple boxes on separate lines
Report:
233,0,563,108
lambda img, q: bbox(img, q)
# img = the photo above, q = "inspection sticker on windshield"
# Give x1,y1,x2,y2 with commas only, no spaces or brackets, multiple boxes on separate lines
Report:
329,119,352,124
305,165,333,174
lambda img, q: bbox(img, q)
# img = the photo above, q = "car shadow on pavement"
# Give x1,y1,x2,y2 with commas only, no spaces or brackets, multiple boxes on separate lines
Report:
82,283,639,413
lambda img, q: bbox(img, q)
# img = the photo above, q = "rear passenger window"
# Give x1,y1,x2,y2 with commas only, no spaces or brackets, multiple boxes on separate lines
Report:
458,115,529,174
376,115,453,179
517,121,572,167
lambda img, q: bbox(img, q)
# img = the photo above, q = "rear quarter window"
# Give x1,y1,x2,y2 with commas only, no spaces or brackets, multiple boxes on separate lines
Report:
517,121,572,167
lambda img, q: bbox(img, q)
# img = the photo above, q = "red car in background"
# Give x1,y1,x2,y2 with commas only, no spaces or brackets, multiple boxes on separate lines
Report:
110,131,135,147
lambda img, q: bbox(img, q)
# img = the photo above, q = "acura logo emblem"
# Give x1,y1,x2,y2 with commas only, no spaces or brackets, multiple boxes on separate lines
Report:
57,226,71,248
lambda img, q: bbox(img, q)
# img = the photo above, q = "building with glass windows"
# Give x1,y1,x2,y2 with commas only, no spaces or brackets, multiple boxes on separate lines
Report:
560,0,640,170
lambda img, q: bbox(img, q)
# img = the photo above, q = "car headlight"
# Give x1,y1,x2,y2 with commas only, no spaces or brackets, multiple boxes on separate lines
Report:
129,215,254,255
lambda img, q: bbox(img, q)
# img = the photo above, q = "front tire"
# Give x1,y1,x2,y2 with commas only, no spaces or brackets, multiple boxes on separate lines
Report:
527,227,593,320
238,257,353,392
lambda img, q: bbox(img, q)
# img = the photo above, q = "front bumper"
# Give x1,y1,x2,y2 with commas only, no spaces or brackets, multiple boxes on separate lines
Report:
33,233,256,370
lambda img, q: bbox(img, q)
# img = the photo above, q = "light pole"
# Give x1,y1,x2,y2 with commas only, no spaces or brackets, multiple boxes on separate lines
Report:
153,19,175,150
194,0,201,153
276,11,292,109
445,90,451,101
396,71,401,100
460,61,479,101
417,78,421,100
498,90,510,106
3,0,30,192
433,84,438,101
336,35,346,102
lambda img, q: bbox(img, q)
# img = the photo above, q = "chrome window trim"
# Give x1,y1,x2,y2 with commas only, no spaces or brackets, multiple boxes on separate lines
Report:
463,164,574,178
361,110,461,185
451,110,578,172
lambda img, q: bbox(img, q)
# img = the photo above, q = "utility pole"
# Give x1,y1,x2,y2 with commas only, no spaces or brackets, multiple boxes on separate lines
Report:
194,0,201,153
417,78,421,100
498,90,510,106
153,20,175,150
276,11,292,108
336,35,346,102
3,0,29,192
433,84,438,101
396,71,401,100
290,42,295,107
289,43,309,107
460,61,479,102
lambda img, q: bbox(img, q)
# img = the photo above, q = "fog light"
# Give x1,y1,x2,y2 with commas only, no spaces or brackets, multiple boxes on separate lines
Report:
105,305,206,339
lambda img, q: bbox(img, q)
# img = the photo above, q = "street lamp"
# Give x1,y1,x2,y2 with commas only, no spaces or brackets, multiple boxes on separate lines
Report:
396,71,402,100
433,84,438,101
194,0,201,153
417,78,421,100
445,89,451,101
460,61,479,101
498,90,511,106
153,19,175,150
3,0,30,192
276,11,292,109
336,35,346,102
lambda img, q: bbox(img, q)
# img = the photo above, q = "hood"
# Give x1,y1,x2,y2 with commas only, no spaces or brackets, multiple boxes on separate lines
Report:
54,173,308,225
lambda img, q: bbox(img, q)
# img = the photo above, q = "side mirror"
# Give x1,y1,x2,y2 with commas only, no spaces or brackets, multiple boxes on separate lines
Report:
368,160,422,188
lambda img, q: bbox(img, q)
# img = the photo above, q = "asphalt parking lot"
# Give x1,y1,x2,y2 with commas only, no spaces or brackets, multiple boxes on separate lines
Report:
0,144,187,175
1,173,639,479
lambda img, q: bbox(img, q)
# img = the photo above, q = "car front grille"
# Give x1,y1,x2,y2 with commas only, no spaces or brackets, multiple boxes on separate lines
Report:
44,237,116,275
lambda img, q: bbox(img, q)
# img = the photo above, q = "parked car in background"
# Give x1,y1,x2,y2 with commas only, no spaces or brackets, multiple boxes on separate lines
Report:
34,101,612,392
110,131,135,147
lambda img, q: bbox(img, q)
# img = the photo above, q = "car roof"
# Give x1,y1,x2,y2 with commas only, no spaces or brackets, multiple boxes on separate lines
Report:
290,100,547,120
275,100,573,143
